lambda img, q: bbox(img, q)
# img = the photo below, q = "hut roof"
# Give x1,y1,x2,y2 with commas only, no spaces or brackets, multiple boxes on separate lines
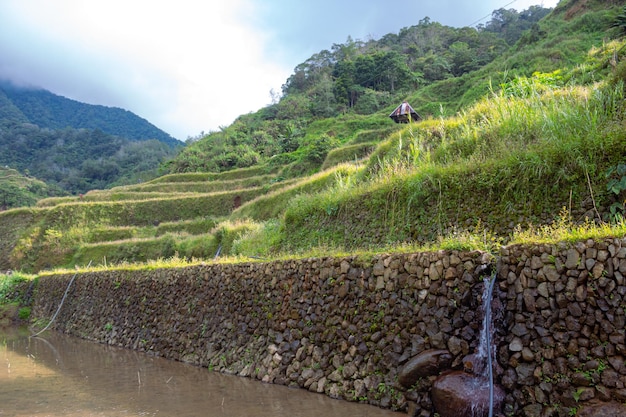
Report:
389,101,420,123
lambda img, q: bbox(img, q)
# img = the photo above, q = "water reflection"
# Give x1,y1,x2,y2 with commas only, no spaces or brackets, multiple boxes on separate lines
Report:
1,327,402,417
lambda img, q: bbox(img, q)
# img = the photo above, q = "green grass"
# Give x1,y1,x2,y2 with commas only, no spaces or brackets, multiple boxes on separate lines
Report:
349,127,401,144
231,164,358,221
0,271,35,304
147,164,281,183
321,143,377,170
100,174,279,194
4,33,626,273
509,207,626,245
154,218,219,236
70,234,179,268
36,196,79,207
302,113,391,145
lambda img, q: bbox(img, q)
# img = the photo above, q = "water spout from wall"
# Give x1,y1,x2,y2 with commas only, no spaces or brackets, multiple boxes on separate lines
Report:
431,266,503,417
478,271,497,417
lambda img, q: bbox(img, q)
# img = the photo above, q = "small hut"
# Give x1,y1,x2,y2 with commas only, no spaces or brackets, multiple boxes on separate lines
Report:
389,101,420,123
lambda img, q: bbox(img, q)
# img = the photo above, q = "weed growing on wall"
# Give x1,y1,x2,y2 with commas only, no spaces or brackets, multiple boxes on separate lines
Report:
605,163,626,222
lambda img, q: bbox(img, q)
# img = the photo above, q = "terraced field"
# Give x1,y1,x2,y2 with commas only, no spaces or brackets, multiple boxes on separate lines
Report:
0,165,281,271
0,138,375,273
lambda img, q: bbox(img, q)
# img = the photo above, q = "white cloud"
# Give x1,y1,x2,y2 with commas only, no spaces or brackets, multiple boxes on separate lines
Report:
0,0,291,139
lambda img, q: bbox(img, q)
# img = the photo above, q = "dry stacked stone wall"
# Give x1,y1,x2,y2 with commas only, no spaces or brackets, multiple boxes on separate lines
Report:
32,237,626,416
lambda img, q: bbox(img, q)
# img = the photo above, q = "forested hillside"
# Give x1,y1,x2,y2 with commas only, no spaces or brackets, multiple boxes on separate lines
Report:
0,83,183,203
0,82,180,146
166,4,554,174
0,123,179,195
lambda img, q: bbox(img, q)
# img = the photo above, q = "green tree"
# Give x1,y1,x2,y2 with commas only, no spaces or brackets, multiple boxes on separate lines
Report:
333,60,359,108
308,73,337,117
416,53,452,82
447,41,474,76
376,50,414,91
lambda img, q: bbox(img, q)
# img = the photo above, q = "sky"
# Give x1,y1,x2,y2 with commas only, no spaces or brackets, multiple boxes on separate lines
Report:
0,0,559,141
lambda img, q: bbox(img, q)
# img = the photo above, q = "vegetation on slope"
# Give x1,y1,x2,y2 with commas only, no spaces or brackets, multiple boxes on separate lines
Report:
1,1,626,274
0,167,64,210
0,82,180,145
166,5,553,175
279,66,626,253
0,270,34,324
0,83,183,202
0,122,181,199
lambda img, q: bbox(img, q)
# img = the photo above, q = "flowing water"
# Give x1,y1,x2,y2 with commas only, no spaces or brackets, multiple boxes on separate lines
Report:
476,272,498,417
0,327,402,417
476,272,497,380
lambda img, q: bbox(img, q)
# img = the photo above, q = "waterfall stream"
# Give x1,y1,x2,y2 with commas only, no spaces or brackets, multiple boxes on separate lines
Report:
477,271,497,417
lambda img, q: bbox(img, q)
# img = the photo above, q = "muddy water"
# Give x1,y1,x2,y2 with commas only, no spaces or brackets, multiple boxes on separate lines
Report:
0,327,403,417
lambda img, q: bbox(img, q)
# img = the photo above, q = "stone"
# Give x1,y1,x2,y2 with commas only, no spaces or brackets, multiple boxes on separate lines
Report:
327,369,342,382
342,362,358,379
340,260,350,274
509,337,523,352
565,249,580,269
447,336,463,356
398,349,453,389
373,261,385,276
523,289,536,312
544,265,561,282
337,282,349,298
522,403,542,417
601,370,620,388
511,323,529,337
578,387,596,402
515,363,536,385
577,401,626,417
531,256,543,270
315,376,327,393
429,263,441,280
592,262,605,279
521,347,534,362
537,282,550,298
431,371,505,417
301,368,315,380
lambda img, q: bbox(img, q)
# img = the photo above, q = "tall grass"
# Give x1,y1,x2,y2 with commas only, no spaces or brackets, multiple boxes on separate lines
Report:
510,207,626,245
276,66,626,254
0,272,32,300
148,165,280,183
369,69,624,180
8,34,626,273
230,219,283,259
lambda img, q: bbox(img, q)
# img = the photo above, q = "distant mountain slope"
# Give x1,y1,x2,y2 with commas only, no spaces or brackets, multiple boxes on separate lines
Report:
0,81,181,147
0,88,28,123
0,122,180,196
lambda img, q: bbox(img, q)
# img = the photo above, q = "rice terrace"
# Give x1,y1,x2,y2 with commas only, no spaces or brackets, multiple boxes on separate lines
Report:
3,1,626,416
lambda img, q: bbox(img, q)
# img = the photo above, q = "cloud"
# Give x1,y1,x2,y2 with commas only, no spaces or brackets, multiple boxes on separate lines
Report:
0,0,559,140
0,0,291,139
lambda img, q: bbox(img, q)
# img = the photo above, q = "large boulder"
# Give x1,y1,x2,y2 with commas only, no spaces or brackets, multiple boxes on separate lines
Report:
398,349,452,389
432,370,504,417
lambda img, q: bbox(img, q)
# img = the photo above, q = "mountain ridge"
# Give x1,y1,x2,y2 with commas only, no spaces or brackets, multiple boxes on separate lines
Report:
0,80,181,147
0,79,183,199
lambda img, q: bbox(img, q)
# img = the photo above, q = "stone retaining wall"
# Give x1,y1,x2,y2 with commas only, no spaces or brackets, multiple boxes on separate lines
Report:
31,237,626,416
